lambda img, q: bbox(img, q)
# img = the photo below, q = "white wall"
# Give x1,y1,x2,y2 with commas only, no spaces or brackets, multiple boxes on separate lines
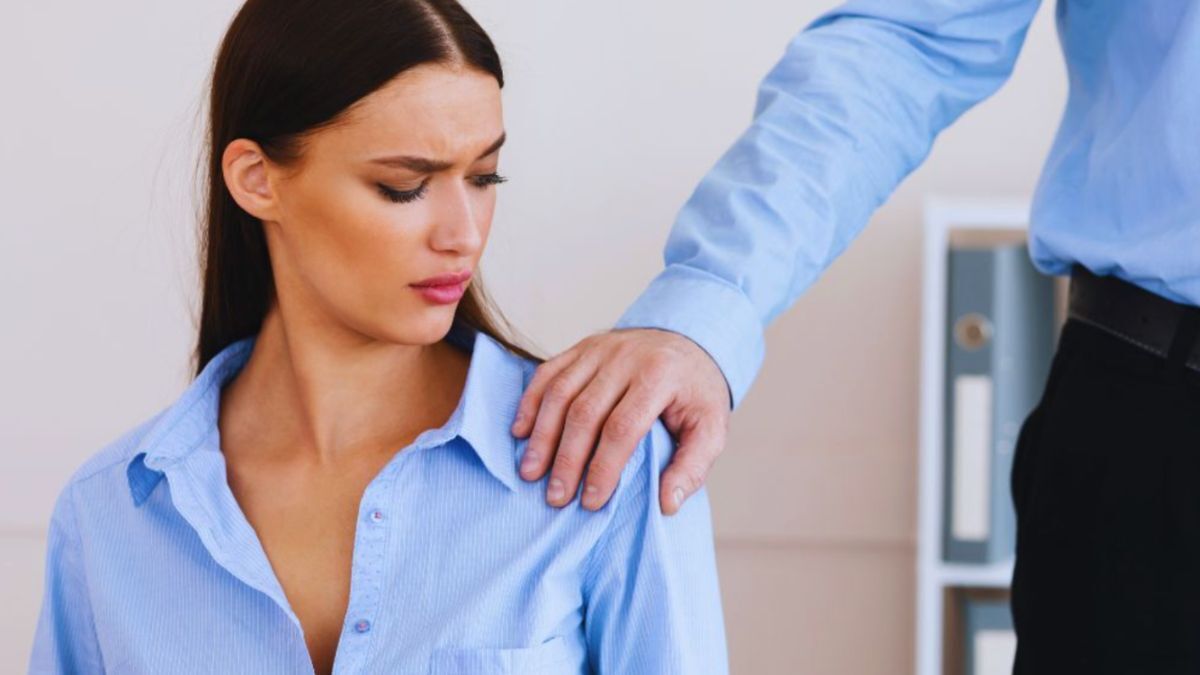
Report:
0,1,1065,672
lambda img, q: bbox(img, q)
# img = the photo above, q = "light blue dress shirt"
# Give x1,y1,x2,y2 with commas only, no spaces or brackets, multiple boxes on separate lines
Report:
28,327,728,674
616,0,1200,407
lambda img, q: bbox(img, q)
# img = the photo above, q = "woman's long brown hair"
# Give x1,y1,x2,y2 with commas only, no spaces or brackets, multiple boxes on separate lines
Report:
194,0,538,376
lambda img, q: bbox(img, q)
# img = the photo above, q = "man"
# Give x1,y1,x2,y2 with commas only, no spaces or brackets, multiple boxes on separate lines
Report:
511,1,1200,671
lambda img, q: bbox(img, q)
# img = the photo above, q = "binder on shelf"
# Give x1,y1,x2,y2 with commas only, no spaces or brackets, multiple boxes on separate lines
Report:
962,595,1016,675
942,243,1054,564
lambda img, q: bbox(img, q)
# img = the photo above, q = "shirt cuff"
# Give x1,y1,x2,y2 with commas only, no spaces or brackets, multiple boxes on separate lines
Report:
614,264,765,409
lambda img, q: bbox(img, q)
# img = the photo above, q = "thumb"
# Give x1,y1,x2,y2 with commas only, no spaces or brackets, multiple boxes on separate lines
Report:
659,416,726,516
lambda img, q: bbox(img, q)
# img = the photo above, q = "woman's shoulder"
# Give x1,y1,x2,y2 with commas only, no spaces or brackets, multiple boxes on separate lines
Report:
481,334,685,513
59,406,169,492
611,419,680,511
40,406,168,541
506,353,675,481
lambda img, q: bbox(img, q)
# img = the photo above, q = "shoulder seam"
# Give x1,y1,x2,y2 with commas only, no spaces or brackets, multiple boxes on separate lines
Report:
71,451,138,486
68,408,169,486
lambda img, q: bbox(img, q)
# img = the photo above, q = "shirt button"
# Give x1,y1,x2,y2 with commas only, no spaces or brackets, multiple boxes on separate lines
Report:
354,619,371,634
369,509,384,523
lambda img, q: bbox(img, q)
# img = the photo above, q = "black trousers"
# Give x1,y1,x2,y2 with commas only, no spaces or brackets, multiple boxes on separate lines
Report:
1011,300,1200,673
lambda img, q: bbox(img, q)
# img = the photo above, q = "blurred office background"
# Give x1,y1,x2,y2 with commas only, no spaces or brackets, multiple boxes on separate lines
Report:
0,1,1065,672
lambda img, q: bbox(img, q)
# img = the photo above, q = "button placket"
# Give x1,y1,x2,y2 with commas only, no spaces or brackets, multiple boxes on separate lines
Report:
333,453,406,673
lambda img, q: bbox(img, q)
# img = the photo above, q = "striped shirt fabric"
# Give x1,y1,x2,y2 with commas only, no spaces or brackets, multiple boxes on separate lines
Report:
28,326,728,674
616,0,1200,409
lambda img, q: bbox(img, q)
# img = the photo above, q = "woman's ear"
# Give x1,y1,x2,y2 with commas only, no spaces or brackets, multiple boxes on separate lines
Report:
222,138,281,222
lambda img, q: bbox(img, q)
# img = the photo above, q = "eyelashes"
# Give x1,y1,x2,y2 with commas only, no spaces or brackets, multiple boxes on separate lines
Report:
471,172,508,189
377,181,427,204
377,173,508,204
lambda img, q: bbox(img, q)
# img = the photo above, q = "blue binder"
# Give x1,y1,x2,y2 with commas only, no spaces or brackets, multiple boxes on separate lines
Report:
942,243,1054,564
962,595,1016,675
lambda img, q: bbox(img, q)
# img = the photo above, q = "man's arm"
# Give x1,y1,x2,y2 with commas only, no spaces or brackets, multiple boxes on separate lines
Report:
515,0,1045,513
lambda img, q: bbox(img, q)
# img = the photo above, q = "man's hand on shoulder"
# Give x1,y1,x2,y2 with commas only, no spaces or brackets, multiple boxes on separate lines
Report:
511,328,731,516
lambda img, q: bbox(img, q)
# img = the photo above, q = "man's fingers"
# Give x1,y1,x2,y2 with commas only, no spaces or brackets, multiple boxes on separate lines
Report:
581,381,672,511
659,418,726,516
512,349,577,439
513,329,731,515
518,354,598,483
546,373,629,508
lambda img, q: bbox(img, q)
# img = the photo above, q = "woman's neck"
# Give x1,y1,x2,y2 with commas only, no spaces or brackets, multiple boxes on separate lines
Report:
218,304,471,468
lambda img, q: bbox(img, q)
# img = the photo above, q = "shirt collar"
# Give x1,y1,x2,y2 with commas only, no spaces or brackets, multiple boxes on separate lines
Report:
126,325,530,506
442,323,528,492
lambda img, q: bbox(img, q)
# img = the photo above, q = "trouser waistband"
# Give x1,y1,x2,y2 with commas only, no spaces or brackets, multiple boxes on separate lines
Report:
1066,263,1200,375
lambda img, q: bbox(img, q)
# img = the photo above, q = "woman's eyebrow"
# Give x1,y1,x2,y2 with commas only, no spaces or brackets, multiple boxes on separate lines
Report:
369,132,507,172
476,132,507,159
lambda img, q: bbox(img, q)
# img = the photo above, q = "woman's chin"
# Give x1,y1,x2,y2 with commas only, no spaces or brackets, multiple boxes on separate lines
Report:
376,309,459,347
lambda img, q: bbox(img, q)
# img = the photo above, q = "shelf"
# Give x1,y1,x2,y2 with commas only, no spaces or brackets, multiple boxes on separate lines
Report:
936,560,1015,589
915,197,1032,675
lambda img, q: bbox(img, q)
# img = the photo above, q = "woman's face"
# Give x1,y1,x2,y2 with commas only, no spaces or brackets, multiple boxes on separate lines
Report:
227,63,505,346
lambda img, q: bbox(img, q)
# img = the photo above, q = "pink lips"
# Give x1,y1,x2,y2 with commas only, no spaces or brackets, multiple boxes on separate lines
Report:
410,270,472,305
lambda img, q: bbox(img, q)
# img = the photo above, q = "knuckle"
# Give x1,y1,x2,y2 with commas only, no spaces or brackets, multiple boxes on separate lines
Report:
526,432,553,453
708,415,731,440
642,351,677,381
586,458,619,484
545,378,576,407
552,451,585,476
580,334,609,354
529,361,557,386
639,363,669,386
527,422,559,448
679,463,706,491
602,413,637,442
609,335,635,356
566,397,601,427
515,395,537,418
525,377,549,401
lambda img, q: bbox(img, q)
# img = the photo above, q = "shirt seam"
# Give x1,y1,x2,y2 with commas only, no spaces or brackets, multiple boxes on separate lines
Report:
68,408,172,487
70,452,140,489
67,481,108,673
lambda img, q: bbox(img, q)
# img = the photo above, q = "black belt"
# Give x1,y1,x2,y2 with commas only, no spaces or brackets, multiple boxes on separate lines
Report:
1067,263,1200,375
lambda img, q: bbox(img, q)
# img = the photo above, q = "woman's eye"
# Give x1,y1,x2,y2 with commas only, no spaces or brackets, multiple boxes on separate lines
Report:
377,181,428,204
470,172,508,189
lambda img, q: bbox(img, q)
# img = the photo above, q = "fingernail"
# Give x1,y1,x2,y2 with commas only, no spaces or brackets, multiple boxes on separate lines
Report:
513,412,526,429
672,487,685,510
547,478,565,504
583,484,599,510
520,451,539,476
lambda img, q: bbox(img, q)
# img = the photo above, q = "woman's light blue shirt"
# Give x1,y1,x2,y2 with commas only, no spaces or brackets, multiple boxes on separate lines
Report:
28,328,728,674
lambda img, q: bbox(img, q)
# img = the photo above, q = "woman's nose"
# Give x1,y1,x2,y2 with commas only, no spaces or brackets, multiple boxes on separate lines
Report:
428,183,483,255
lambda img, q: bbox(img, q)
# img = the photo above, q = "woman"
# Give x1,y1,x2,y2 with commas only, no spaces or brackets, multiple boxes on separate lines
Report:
27,0,727,673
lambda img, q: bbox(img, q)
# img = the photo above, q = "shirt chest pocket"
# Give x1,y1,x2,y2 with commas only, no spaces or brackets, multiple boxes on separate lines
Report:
428,634,579,675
